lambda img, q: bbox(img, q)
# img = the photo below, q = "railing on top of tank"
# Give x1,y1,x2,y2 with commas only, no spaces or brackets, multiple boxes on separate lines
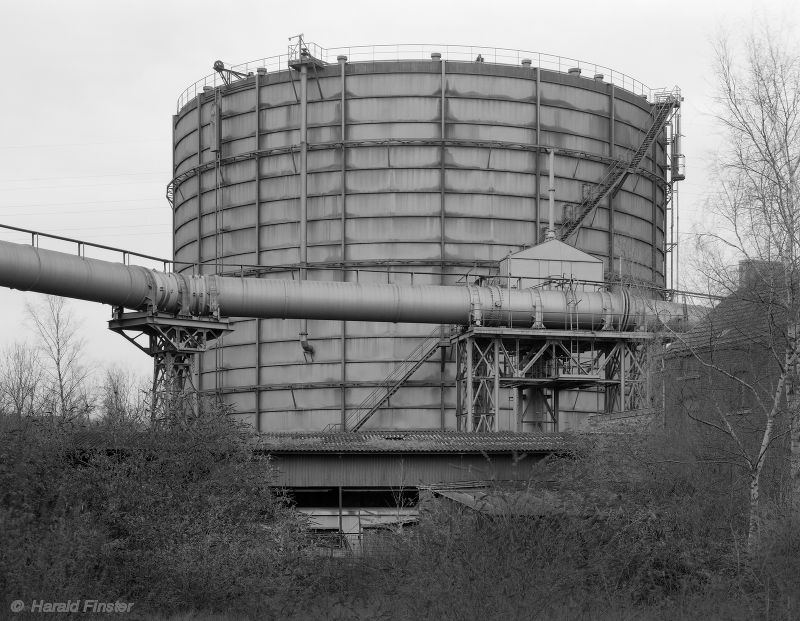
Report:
175,42,655,112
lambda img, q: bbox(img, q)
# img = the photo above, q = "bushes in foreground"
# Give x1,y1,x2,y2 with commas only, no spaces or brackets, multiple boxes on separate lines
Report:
283,433,800,621
2,418,799,619
0,411,306,617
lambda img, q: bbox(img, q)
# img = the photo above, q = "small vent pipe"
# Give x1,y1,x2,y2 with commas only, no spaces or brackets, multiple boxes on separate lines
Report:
546,149,556,240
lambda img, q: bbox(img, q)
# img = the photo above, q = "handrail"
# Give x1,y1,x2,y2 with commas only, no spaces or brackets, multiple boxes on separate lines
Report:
0,223,172,271
342,327,444,431
559,90,681,241
176,41,658,112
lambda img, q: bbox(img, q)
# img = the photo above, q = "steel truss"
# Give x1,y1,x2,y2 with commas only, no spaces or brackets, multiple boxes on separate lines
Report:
108,309,231,426
454,327,653,432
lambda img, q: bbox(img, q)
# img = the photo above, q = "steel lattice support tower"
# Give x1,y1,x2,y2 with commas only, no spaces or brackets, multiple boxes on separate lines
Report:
454,327,653,432
108,309,231,426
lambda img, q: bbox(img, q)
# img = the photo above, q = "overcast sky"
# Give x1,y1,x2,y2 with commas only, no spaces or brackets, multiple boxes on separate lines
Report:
0,0,797,379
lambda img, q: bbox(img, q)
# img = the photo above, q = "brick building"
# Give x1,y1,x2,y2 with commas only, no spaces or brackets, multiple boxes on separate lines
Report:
662,263,791,497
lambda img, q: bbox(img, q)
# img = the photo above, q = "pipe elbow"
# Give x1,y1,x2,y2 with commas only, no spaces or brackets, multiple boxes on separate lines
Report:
299,331,315,362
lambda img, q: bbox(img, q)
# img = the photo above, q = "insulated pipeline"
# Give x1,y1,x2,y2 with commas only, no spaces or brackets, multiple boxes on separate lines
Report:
0,240,693,330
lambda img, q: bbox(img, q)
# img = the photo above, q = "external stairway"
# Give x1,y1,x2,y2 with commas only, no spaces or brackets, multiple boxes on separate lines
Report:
559,89,681,242
325,327,445,432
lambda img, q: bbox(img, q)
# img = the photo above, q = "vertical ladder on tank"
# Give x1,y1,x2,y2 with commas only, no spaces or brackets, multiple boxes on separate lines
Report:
324,327,445,432
559,89,681,243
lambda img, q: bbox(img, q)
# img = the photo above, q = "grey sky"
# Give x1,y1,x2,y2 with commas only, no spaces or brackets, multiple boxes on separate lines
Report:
0,0,796,378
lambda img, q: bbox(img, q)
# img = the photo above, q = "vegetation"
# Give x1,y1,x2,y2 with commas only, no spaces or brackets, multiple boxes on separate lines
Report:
2,16,799,621
2,416,798,620
686,19,800,530
0,406,308,619
272,433,800,620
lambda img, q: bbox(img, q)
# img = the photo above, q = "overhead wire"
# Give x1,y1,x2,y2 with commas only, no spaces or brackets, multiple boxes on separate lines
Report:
0,171,164,183
0,179,168,191
0,198,163,210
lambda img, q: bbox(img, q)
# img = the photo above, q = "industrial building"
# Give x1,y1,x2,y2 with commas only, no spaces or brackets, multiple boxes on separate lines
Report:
0,38,688,547
663,261,790,494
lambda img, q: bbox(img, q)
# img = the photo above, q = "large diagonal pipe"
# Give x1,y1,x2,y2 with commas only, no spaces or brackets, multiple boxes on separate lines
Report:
0,240,696,330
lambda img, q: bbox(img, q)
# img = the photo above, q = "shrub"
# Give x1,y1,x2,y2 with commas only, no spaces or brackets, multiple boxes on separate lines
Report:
0,408,306,617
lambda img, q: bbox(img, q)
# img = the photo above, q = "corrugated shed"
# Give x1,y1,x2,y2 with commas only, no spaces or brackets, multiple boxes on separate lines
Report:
267,452,552,487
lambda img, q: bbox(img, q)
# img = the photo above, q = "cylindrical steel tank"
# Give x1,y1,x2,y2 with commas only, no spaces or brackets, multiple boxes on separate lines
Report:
171,46,669,431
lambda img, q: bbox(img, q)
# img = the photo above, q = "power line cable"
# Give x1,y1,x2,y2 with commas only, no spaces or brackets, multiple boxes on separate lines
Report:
0,139,166,150
0,171,164,183
0,206,163,217
0,179,167,191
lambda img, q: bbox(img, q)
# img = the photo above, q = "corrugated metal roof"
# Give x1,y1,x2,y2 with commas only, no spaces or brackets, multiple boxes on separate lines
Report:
666,284,788,357
256,431,574,454
61,428,573,456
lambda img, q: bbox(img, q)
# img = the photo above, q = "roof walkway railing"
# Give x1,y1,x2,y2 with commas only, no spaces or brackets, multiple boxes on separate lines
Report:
177,41,659,111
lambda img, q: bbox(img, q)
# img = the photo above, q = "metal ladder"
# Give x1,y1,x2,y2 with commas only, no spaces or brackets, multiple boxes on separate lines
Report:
331,327,445,432
559,90,680,242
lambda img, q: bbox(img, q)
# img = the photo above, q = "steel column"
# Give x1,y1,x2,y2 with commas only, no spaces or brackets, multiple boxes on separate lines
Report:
609,84,616,277
299,64,308,278
195,95,203,391
339,55,348,428
439,54,448,430
196,95,203,272
651,138,658,283
299,62,310,358
620,342,626,411
466,338,474,432
535,67,541,241
493,338,500,431
254,68,264,432
212,87,224,393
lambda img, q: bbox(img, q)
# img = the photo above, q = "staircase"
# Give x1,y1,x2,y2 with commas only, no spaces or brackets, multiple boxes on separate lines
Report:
559,90,680,242
326,327,445,432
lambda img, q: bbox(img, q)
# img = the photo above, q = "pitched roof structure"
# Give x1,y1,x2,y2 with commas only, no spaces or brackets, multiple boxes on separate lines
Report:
666,282,788,357
506,240,602,264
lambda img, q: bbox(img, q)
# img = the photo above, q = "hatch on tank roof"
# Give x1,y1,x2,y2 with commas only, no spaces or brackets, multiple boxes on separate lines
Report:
500,240,603,290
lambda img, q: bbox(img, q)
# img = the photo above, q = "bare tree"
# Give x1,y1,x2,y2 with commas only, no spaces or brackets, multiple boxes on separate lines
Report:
26,295,93,421
0,342,43,417
99,366,148,428
663,277,789,547
673,21,800,543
